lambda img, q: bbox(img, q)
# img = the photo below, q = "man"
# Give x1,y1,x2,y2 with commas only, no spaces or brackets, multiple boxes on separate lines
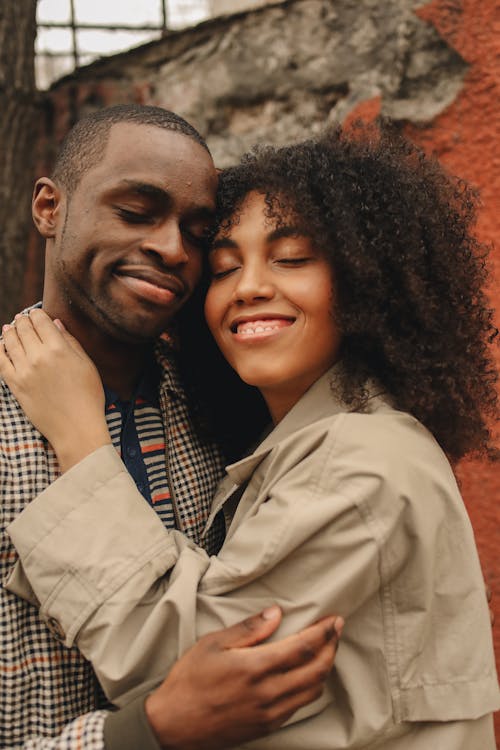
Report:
0,105,340,749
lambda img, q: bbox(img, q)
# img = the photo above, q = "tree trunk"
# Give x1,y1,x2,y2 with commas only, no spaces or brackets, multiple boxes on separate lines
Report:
0,0,38,322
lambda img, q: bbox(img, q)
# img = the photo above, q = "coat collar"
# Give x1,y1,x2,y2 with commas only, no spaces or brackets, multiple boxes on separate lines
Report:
225,364,389,486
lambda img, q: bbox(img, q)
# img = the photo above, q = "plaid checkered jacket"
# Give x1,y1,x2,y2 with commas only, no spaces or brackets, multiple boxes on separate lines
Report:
0,328,225,749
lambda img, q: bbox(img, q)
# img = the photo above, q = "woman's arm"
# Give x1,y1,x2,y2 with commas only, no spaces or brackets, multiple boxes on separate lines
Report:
6,426,396,702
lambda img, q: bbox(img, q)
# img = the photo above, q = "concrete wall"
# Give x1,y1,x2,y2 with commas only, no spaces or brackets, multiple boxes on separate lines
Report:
26,2,500,735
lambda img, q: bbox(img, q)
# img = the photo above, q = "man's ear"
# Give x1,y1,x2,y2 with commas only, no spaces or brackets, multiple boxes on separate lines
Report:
32,177,65,238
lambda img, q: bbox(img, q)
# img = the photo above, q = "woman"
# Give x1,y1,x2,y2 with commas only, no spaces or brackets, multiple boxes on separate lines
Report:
1,126,499,748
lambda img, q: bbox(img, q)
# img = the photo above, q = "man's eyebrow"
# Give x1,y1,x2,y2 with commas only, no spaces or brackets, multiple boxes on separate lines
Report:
114,180,169,201
112,181,215,217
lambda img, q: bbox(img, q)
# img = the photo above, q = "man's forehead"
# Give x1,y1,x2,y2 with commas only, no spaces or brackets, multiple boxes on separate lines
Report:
82,123,216,194
103,122,207,159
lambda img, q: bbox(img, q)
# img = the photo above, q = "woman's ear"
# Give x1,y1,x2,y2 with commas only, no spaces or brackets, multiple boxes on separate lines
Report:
32,178,64,238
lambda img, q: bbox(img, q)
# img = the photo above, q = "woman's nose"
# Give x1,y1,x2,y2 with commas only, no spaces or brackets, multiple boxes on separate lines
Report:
232,264,275,304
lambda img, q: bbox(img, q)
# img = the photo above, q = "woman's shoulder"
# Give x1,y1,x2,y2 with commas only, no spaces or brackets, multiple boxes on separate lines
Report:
274,399,459,512
286,394,446,467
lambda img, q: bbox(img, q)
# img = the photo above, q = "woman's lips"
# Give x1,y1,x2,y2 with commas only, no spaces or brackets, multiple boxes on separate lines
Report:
232,318,294,339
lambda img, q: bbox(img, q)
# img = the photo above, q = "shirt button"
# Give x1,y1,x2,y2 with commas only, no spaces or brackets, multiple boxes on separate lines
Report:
127,447,137,458
45,616,66,642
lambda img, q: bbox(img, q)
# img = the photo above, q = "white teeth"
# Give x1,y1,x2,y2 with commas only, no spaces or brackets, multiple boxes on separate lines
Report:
236,321,288,336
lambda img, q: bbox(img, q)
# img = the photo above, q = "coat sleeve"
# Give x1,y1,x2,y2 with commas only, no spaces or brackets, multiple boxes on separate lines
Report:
6,428,411,708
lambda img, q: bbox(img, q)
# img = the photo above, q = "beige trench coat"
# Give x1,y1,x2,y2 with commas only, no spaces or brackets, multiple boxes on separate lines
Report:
6,370,499,749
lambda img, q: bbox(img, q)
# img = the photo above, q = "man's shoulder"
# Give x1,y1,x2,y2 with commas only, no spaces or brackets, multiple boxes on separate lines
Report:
0,376,41,449
153,338,191,402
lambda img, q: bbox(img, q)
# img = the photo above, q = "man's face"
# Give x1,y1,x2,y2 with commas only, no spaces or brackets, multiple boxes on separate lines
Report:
42,123,217,343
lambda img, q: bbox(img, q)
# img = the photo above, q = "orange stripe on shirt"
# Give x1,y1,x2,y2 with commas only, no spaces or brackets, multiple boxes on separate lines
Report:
152,492,171,503
141,442,166,453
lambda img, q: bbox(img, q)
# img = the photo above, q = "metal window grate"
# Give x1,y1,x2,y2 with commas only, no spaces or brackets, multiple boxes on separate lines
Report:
36,0,210,89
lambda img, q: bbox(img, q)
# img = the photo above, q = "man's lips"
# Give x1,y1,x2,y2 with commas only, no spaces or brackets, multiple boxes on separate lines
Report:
113,266,186,305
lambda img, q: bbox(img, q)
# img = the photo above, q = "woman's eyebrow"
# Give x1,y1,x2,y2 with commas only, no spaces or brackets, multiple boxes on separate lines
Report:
211,237,239,251
266,225,304,242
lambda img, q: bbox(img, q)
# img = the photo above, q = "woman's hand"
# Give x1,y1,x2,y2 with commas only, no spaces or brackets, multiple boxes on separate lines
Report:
0,308,111,472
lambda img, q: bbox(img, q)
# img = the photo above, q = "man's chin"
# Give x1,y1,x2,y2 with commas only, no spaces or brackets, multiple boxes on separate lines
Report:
96,310,169,345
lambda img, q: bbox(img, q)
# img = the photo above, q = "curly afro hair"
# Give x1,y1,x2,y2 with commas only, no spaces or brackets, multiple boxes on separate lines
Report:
179,124,498,462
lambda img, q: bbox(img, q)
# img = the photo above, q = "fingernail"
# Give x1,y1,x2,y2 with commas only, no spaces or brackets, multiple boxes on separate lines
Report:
53,319,65,331
334,616,344,637
14,314,22,320
262,605,281,620
2,324,11,332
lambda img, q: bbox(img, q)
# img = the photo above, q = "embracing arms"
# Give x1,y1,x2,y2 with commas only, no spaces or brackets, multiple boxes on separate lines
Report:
0,310,341,750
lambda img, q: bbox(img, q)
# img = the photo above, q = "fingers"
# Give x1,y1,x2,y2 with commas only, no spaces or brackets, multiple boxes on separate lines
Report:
242,617,343,732
27,308,64,344
256,679,329,734
12,313,44,353
2,310,57,363
2,323,28,369
29,309,89,362
248,615,343,676
2,310,83,370
53,318,89,358
210,606,283,650
260,636,337,705
0,338,15,380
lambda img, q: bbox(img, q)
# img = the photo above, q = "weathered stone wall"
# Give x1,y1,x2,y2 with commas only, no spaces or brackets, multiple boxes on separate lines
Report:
37,0,467,168
25,3,500,738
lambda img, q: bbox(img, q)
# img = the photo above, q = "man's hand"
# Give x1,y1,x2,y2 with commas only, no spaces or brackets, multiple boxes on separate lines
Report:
145,606,343,750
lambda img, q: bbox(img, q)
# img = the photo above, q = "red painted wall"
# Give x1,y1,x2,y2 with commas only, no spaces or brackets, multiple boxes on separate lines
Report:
409,0,500,740
346,0,500,737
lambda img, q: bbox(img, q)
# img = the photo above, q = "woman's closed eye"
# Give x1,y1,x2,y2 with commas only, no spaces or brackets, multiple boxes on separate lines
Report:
210,265,240,280
275,256,314,266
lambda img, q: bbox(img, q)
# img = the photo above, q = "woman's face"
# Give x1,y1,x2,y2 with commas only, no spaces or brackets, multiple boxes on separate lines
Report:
204,191,341,421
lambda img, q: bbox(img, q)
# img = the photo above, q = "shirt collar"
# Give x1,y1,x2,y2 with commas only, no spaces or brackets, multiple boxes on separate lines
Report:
104,356,161,409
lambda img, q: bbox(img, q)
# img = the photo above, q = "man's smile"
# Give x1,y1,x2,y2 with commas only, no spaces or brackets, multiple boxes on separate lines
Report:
113,264,186,305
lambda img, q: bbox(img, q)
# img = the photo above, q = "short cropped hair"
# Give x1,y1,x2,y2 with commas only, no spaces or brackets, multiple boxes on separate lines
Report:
51,104,210,195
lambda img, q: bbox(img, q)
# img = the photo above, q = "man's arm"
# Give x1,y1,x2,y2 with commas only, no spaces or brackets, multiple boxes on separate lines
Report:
106,609,339,750
0,599,337,750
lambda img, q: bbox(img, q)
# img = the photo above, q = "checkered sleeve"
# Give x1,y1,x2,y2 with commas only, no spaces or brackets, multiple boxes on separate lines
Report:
23,711,108,750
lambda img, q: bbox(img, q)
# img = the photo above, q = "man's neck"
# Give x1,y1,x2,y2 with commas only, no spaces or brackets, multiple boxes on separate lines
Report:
92,344,152,401
42,304,154,401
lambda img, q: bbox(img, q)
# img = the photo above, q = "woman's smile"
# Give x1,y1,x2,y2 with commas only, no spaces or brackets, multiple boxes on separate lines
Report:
230,315,295,339
204,191,341,422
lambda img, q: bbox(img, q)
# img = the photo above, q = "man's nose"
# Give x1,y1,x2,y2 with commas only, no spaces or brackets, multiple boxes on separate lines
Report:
141,222,189,266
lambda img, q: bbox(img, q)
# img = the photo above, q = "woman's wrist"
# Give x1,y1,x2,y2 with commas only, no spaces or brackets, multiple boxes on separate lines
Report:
53,427,112,472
